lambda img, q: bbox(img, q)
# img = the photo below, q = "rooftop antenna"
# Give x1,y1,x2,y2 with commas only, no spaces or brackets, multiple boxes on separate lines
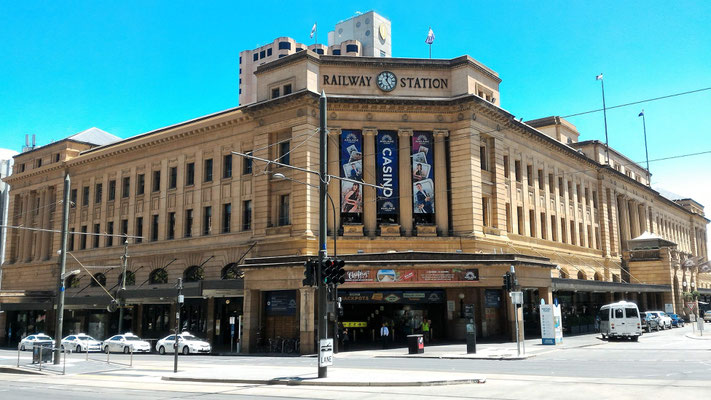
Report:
32,134,36,148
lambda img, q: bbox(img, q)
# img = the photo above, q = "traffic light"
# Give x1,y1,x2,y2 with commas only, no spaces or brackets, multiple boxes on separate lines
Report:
303,259,316,287
502,272,512,291
333,258,346,285
323,258,335,285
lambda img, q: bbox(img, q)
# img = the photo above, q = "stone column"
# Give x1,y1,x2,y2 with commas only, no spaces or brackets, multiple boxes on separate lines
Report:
363,129,377,237
206,297,215,344
617,195,630,251
242,289,260,353
38,189,48,260
327,129,341,236
22,193,31,261
629,200,640,239
398,129,413,236
299,287,316,354
433,129,449,236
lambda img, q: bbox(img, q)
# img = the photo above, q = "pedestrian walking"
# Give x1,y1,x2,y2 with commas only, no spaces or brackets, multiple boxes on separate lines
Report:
380,323,389,349
342,328,350,351
421,319,431,343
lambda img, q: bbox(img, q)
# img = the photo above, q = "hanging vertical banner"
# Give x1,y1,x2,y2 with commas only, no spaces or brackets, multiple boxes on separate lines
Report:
376,131,398,215
341,130,363,214
412,131,434,214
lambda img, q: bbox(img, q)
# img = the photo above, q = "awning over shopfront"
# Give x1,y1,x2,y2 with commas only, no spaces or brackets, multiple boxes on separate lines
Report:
0,290,55,311
552,278,669,293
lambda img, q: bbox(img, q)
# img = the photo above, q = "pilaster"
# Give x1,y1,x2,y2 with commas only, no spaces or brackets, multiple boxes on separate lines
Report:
433,129,449,236
398,129,413,236
363,129,377,237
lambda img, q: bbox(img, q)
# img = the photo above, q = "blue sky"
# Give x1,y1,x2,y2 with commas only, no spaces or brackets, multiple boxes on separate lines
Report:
1,1,710,231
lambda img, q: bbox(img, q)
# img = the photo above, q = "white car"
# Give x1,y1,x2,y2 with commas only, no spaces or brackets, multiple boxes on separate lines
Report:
647,311,673,329
61,333,102,352
155,332,211,355
19,334,53,351
103,333,152,353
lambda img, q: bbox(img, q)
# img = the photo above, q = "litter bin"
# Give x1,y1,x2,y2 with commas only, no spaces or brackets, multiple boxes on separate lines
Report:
32,345,53,364
407,334,424,354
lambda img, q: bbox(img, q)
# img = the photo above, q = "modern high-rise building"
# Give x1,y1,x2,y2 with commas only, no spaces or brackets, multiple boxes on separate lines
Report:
328,11,392,58
238,11,391,106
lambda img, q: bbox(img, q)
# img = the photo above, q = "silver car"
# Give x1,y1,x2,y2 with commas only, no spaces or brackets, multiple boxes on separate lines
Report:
103,333,152,353
19,334,53,351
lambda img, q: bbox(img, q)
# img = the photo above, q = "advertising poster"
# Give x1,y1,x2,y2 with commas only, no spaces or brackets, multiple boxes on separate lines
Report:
340,130,363,214
344,268,478,283
376,131,399,216
265,291,297,316
540,303,563,345
339,290,445,304
411,131,434,214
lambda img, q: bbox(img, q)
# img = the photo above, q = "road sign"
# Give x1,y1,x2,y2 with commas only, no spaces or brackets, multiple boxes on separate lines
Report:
687,302,696,311
509,291,523,305
318,338,333,367
229,316,236,325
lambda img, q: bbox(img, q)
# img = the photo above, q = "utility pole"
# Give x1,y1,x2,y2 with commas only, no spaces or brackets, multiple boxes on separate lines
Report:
174,277,183,373
118,235,128,334
53,173,70,364
317,90,328,378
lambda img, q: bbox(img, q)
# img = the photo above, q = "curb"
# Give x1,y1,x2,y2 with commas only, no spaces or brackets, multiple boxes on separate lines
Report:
0,366,49,375
684,333,711,340
161,375,486,387
374,354,534,361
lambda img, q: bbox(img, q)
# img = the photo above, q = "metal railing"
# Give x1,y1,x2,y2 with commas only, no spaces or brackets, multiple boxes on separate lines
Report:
103,344,134,367
17,343,69,375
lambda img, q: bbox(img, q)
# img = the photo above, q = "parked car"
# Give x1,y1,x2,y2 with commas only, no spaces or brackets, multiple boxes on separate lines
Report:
669,313,685,327
19,333,53,351
598,301,642,341
646,311,672,329
61,334,102,352
642,312,661,332
703,310,711,323
103,333,152,353
155,332,211,355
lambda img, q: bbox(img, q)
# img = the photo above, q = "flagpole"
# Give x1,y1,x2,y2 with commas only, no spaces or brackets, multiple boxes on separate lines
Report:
599,74,610,165
641,110,650,185
429,43,431,59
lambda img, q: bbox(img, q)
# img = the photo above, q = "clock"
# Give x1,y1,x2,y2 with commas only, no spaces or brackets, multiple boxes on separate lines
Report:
376,71,397,92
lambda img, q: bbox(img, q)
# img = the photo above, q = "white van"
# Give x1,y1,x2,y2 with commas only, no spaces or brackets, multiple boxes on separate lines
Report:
598,301,642,341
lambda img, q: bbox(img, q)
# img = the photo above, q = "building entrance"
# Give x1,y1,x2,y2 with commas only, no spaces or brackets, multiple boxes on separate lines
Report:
213,297,243,351
339,289,445,348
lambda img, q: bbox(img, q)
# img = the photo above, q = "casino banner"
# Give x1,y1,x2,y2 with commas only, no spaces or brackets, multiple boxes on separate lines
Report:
411,131,434,214
344,268,479,283
339,290,446,304
340,130,363,214
376,131,399,216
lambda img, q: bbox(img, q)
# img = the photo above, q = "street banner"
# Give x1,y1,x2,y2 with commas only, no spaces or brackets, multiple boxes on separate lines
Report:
411,131,434,214
344,268,478,283
376,130,399,216
339,289,445,304
340,130,363,214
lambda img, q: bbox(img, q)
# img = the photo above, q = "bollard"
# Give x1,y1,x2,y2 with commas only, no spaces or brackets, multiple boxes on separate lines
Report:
63,348,66,375
17,344,20,368
86,344,89,361
129,345,133,367
39,346,43,372
107,346,110,364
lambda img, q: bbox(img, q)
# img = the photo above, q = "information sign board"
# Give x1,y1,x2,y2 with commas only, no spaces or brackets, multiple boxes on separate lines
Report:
319,339,333,367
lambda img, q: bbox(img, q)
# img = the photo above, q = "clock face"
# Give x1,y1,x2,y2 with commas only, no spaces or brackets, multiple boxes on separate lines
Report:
376,71,397,92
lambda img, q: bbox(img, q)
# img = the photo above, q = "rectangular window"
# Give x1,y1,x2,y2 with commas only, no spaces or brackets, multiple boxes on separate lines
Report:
584,187,589,205
151,214,159,241
55,153,60,162
82,186,89,206
503,156,510,178
80,226,87,249
548,174,555,194
186,162,195,186
570,221,576,245
204,159,213,182
203,206,212,235
538,169,544,190
137,174,145,195
561,218,567,244
222,203,231,233
540,213,547,240
480,146,488,171
185,209,193,238
529,209,536,237
169,167,177,189
243,152,253,174
223,155,232,179
278,195,290,226
253,53,258,61
153,170,161,192
279,141,290,165
558,177,563,197
259,50,265,59
93,223,100,248
122,177,130,198
526,165,533,187
107,222,114,247
68,228,75,251
271,87,280,99
515,160,521,182
108,180,116,201
592,191,598,209
267,48,272,56
242,200,252,230
517,206,524,235
568,181,573,200
36,158,42,168
283,84,292,95
136,217,143,243
278,41,291,50
95,183,102,203
71,189,77,206
482,197,490,227
505,204,511,233
121,219,128,237
167,212,175,240
551,215,557,242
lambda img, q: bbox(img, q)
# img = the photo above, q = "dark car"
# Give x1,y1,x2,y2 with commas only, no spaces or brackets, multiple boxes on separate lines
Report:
669,313,685,327
642,313,661,332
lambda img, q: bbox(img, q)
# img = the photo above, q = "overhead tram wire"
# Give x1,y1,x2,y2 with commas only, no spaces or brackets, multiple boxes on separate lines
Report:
561,86,711,118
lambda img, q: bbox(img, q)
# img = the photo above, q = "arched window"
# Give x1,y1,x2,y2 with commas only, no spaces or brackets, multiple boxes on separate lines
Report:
577,271,587,280
118,271,136,286
66,275,81,288
149,268,168,284
593,272,603,281
91,273,106,287
559,268,569,279
184,265,204,282
221,263,243,280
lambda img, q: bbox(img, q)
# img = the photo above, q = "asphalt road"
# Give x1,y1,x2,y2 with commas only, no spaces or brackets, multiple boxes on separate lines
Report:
0,326,709,399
